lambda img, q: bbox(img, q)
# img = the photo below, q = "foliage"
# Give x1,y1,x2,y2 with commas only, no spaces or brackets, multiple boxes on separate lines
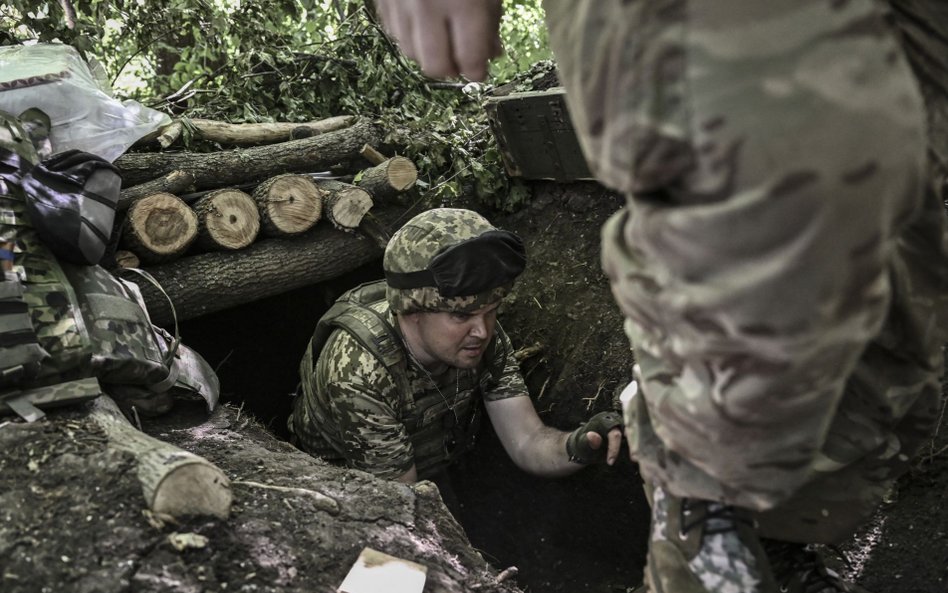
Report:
1,0,552,212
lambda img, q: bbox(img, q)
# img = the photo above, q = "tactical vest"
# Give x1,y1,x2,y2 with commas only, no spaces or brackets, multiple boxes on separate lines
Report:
302,280,508,478
1,110,217,420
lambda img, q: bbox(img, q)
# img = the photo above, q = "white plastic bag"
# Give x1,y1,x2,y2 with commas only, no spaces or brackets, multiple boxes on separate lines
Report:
0,44,170,162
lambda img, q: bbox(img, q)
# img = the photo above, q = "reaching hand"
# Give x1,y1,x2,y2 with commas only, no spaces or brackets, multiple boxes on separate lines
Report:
566,411,624,466
374,0,503,81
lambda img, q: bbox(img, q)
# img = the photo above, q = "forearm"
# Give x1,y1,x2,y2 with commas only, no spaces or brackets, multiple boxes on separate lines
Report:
504,424,580,478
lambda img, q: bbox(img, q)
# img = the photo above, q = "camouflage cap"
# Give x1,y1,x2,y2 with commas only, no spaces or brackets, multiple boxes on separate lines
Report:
384,208,523,314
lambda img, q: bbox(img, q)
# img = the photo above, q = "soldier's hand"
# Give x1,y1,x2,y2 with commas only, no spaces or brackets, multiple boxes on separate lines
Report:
374,0,503,81
566,411,624,466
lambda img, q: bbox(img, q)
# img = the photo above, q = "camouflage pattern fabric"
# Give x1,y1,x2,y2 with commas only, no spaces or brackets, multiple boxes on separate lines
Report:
645,484,774,593
288,298,527,480
1,376,103,421
2,110,89,391
545,0,948,544
1,110,43,380
1,109,212,418
384,208,514,314
59,262,171,386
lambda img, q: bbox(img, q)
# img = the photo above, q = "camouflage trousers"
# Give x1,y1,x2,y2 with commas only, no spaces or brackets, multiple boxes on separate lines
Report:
545,0,948,543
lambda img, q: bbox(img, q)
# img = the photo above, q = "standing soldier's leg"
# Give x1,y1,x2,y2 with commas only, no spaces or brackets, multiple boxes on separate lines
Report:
545,0,946,590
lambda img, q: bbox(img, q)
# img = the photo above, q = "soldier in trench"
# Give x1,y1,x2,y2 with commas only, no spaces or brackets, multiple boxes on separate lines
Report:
287,207,624,483
372,1,948,593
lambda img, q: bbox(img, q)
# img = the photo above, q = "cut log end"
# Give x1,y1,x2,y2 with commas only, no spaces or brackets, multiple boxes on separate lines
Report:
386,157,418,191
89,395,233,520
152,462,233,519
253,174,324,237
122,192,198,263
355,157,417,202
194,189,261,251
327,187,373,230
113,250,141,269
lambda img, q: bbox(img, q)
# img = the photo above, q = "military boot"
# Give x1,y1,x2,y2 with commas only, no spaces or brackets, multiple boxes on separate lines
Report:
762,539,871,593
644,484,777,593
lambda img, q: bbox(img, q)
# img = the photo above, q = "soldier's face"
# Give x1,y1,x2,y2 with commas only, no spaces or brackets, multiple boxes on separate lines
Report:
411,302,499,369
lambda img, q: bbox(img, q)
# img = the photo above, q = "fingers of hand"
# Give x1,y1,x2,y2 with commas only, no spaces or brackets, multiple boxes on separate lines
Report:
378,0,418,61
375,0,502,81
448,1,503,81
568,412,624,465
585,430,603,449
606,428,622,466
416,18,459,79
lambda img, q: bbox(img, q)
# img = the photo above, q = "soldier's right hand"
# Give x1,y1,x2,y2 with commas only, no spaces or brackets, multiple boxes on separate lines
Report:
566,411,624,466
373,0,503,81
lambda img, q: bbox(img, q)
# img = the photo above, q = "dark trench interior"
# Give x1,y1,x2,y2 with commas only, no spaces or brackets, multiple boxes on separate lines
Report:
176,259,651,593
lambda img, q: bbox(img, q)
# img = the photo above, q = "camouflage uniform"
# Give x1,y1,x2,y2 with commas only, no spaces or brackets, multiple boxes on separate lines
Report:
544,0,948,545
288,208,529,480
288,299,527,479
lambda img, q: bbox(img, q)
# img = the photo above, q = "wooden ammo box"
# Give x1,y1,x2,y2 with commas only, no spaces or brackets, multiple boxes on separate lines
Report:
484,87,594,182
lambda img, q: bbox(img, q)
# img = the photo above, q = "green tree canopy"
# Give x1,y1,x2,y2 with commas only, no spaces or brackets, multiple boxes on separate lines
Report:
1,0,552,210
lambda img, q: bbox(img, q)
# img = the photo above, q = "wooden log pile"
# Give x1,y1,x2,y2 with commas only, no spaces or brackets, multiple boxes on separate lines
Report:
111,116,419,321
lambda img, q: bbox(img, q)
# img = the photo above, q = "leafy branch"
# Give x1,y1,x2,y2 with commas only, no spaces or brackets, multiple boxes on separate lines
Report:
2,0,551,212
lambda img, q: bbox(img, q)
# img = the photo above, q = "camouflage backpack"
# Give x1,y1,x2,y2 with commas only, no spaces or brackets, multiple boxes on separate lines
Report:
1,109,217,421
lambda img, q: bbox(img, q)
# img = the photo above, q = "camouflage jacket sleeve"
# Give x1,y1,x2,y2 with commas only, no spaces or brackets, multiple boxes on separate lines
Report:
482,324,529,402
314,329,415,479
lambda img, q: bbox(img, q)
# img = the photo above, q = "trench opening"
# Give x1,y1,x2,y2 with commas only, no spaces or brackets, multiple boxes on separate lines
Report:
176,261,650,593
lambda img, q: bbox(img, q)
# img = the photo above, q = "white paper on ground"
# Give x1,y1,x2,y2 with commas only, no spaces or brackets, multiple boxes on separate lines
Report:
337,547,427,593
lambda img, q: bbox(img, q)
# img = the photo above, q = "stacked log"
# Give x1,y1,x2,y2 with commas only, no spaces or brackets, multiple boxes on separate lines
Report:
135,218,391,325
116,118,385,189
137,115,357,148
117,170,195,212
192,188,260,251
113,116,420,320
315,179,374,231
121,192,198,264
356,144,418,202
252,174,324,237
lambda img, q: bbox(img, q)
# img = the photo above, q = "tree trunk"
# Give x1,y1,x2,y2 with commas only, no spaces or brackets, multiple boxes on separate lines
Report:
252,174,324,237
139,115,356,147
88,394,232,519
118,170,195,212
116,118,384,189
315,179,374,231
136,223,385,325
121,192,198,264
356,156,418,202
192,189,260,252
189,115,355,145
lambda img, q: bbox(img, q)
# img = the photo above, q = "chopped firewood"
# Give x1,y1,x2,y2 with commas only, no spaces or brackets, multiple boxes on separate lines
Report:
137,220,387,325
356,156,417,201
314,179,373,231
192,188,260,251
88,394,232,519
121,192,198,264
252,174,325,237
